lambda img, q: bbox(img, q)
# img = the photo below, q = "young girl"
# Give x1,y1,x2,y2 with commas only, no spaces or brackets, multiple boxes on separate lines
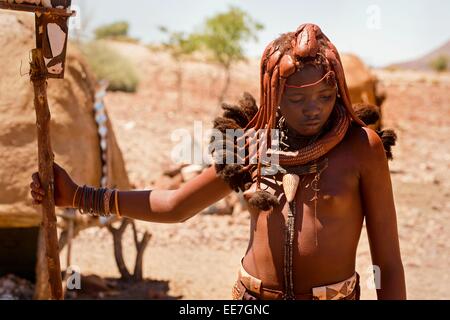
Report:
30,24,406,300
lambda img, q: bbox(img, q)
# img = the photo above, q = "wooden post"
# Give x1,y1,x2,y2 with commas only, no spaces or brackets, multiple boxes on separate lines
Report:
34,227,51,299
30,48,63,300
0,1,74,300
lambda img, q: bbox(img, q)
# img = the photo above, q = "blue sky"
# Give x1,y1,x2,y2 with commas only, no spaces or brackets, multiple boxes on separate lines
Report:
71,0,450,67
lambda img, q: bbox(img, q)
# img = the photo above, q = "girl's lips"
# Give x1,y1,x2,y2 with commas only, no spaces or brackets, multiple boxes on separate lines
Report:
304,121,321,126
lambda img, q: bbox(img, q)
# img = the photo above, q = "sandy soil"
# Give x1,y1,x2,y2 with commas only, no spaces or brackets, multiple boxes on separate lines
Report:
61,42,449,300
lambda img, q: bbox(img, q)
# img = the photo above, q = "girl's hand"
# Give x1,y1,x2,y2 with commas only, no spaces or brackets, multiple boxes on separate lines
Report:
30,162,78,208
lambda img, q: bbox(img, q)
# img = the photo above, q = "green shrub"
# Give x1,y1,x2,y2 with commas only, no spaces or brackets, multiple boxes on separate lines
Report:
95,21,129,39
384,65,398,72
80,41,139,92
430,55,448,72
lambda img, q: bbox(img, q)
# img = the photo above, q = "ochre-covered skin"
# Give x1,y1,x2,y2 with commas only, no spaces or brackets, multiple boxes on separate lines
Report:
245,24,365,172
214,24,368,196
241,125,384,295
30,23,406,299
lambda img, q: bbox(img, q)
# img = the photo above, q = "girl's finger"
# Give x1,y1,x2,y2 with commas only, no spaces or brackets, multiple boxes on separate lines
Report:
31,191,43,201
30,181,45,195
32,172,41,188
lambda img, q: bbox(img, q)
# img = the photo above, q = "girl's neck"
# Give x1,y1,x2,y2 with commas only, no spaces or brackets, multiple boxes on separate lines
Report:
279,115,333,151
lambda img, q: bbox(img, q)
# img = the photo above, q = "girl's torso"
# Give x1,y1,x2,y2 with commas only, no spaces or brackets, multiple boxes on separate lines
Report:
242,126,365,294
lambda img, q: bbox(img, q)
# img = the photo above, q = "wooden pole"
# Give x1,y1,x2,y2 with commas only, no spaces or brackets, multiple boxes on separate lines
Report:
0,2,74,17
34,227,51,299
30,48,63,300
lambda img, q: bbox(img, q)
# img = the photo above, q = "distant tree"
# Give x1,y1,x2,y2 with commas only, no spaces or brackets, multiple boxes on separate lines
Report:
194,6,264,104
94,21,137,42
158,26,200,109
81,41,139,92
430,55,448,72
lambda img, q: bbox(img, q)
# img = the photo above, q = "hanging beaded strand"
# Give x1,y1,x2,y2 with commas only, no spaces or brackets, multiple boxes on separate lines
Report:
310,161,328,247
280,158,328,299
282,172,300,300
283,199,296,300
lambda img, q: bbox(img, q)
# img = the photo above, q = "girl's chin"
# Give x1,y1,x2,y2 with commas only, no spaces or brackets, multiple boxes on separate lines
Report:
296,126,322,136
286,122,323,137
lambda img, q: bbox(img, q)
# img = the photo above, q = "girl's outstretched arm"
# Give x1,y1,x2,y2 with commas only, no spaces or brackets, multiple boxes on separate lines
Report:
114,165,233,223
30,164,233,224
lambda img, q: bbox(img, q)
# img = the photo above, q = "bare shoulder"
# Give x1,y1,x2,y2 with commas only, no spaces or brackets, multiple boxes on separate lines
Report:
343,124,388,170
345,124,383,148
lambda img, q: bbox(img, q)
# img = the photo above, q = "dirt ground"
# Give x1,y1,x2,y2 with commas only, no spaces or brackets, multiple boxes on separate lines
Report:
61,42,449,300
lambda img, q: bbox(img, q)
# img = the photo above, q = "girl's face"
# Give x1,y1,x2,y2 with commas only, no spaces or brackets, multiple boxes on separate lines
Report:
279,65,337,136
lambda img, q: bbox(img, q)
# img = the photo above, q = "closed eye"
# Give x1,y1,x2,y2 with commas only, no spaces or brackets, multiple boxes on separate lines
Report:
289,97,305,103
319,95,332,101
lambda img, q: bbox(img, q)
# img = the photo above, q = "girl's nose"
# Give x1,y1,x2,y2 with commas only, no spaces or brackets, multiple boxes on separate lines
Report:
303,101,321,117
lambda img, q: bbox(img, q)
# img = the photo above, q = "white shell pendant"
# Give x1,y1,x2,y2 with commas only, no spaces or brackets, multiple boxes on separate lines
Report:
282,173,300,203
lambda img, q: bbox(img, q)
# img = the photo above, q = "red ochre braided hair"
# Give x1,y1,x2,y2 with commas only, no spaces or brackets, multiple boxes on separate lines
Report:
211,23,367,210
